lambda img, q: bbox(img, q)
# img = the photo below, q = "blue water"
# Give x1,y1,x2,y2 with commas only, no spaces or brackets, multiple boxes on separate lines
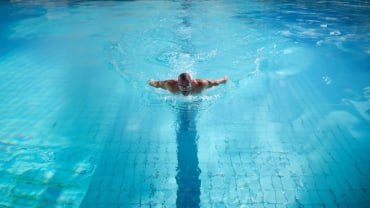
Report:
1,0,370,207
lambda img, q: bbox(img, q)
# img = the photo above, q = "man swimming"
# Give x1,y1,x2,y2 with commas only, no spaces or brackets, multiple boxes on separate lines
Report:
149,72,228,96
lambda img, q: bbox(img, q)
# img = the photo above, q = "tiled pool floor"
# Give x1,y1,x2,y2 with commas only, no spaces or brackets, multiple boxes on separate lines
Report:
81,75,370,207
1,1,370,207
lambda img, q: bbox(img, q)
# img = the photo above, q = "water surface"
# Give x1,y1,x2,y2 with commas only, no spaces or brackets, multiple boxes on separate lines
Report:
1,0,370,207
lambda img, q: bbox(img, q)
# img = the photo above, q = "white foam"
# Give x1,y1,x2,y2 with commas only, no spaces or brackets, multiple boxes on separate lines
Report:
316,40,324,46
162,94,220,102
279,30,293,36
322,76,332,85
330,30,341,35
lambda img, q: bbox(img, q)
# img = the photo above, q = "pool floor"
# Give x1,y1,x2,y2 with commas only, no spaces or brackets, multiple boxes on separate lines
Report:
80,74,370,207
1,0,370,207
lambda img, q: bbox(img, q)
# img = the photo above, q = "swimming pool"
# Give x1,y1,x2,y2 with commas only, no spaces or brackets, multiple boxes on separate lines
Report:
1,0,370,207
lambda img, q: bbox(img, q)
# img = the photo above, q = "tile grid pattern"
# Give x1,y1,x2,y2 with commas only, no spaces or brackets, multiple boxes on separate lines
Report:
81,74,370,207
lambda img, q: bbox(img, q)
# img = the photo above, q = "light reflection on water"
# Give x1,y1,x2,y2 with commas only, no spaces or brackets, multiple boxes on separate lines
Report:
1,0,370,207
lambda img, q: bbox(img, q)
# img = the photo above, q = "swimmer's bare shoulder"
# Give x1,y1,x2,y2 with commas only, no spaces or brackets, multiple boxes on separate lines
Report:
149,73,228,96
196,76,228,87
149,79,179,93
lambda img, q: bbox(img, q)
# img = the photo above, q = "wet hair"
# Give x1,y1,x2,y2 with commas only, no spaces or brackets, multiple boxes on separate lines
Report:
178,73,191,82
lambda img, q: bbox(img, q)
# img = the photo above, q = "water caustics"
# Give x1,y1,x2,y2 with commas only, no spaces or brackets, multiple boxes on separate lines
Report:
1,0,370,207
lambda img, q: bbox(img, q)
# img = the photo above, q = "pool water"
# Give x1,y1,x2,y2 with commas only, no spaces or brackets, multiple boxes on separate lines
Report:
1,0,370,207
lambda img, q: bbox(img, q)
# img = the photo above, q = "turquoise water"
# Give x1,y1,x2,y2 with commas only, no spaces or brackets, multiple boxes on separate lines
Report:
1,0,370,207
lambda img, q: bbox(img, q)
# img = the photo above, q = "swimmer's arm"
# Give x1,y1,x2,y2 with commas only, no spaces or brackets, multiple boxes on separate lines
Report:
206,76,228,88
149,79,177,90
149,79,166,89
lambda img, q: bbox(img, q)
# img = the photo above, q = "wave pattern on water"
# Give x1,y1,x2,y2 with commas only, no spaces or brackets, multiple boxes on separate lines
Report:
1,0,370,207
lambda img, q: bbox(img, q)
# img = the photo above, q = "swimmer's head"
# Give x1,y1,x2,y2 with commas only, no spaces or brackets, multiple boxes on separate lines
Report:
178,73,192,96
